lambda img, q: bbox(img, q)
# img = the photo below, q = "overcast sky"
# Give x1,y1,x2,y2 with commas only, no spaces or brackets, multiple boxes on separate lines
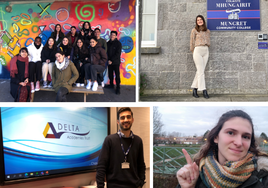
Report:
156,106,268,137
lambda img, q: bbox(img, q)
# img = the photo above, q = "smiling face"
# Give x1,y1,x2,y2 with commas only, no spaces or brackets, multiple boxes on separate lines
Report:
48,38,54,47
214,117,252,164
197,17,204,27
35,38,41,46
55,53,65,63
90,39,97,47
20,49,28,58
77,39,83,48
84,22,90,29
95,30,101,38
117,111,134,131
110,33,117,41
56,25,61,32
62,38,69,46
71,27,76,35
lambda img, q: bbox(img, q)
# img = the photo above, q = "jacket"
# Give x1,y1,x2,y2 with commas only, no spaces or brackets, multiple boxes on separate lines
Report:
97,37,107,53
88,43,107,67
107,38,122,65
175,156,268,188
66,31,78,47
27,42,43,63
52,58,79,93
51,31,65,46
41,47,56,62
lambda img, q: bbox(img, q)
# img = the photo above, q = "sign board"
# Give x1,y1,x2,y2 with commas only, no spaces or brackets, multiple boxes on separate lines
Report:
258,42,268,49
207,0,260,30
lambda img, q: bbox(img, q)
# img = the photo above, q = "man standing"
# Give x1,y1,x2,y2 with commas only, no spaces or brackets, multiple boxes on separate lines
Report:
96,107,146,188
106,31,122,94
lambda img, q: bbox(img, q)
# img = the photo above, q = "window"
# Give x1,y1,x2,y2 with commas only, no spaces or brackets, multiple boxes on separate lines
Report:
142,0,158,47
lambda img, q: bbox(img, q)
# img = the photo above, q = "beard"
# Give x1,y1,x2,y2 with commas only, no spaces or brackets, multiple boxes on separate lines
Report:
119,121,132,131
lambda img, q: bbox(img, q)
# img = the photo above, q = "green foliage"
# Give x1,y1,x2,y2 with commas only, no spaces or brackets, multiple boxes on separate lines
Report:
139,73,148,96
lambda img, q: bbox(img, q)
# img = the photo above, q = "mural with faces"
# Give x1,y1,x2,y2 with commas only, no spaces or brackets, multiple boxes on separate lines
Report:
0,0,136,85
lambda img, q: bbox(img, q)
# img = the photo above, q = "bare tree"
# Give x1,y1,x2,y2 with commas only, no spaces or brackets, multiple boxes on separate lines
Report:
153,106,164,135
260,132,268,140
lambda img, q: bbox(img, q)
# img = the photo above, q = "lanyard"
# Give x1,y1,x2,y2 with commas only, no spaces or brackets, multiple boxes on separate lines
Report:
118,131,134,162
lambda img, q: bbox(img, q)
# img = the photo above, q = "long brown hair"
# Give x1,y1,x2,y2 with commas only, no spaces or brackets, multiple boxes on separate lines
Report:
194,110,268,165
195,15,207,32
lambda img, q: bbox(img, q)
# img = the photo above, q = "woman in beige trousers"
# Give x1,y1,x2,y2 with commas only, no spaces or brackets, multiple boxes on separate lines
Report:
190,15,210,99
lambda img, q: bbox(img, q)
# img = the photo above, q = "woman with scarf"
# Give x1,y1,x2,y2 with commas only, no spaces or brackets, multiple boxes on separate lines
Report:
72,38,88,87
84,36,107,91
176,110,268,188
10,47,31,102
59,36,72,60
27,36,43,93
52,50,79,102
50,24,65,46
41,37,57,88
78,21,93,47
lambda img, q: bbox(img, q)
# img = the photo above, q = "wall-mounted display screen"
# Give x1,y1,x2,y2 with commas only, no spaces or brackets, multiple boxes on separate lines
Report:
0,107,109,185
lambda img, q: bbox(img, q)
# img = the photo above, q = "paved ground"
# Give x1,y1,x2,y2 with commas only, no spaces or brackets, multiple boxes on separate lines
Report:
140,94,268,102
0,79,135,102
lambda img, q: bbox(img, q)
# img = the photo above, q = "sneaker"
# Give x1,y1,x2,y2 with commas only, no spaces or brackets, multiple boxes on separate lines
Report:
86,80,92,89
31,82,35,93
101,81,105,87
43,81,48,88
92,82,98,91
35,81,40,91
76,83,81,87
80,83,85,87
48,82,53,88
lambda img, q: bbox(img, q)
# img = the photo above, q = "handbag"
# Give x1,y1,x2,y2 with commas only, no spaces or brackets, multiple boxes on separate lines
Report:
16,85,29,102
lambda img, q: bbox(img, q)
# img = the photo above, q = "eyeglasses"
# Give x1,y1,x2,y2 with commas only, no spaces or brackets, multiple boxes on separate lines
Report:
120,115,132,120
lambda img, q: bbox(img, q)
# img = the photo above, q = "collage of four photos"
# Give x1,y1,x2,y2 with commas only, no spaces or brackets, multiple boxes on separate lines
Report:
0,0,268,188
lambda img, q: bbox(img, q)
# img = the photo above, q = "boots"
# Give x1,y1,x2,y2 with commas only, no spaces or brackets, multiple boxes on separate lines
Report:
193,88,199,98
203,90,209,99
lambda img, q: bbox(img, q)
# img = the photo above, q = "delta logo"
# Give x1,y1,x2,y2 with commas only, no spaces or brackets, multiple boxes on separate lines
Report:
43,122,90,139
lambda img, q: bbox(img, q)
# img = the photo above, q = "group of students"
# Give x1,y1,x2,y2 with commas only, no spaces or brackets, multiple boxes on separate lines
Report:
10,21,122,102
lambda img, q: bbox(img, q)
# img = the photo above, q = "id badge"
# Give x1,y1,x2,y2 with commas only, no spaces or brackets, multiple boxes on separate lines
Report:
121,162,130,169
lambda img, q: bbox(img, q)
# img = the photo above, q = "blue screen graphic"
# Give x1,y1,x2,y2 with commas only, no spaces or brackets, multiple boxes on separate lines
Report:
1,107,108,180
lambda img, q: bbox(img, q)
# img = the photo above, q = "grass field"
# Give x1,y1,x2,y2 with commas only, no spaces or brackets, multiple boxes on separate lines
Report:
153,146,200,174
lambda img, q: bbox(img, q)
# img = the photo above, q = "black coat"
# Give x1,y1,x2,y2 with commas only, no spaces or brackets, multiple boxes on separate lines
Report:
66,31,78,47
73,46,88,64
107,38,122,65
10,60,30,101
41,47,56,62
176,169,268,188
88,43,107,67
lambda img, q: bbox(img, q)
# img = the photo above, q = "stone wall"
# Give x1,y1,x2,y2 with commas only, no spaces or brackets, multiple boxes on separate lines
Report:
140,0,268,95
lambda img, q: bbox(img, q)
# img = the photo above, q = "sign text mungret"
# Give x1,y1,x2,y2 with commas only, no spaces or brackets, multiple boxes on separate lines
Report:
207,0,260,31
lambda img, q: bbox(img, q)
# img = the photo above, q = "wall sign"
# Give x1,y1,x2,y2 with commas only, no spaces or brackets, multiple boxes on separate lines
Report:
207,0,260,31
258,42,268,49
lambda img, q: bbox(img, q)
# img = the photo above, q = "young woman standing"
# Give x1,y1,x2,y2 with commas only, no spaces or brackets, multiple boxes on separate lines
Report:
190,15,210,99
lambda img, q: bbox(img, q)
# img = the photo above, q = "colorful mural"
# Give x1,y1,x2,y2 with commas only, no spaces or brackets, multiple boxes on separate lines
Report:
0,0,136,85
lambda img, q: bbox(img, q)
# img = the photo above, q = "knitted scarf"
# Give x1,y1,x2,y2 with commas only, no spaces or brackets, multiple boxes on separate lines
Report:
10,55,29,78
199,150,256,188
